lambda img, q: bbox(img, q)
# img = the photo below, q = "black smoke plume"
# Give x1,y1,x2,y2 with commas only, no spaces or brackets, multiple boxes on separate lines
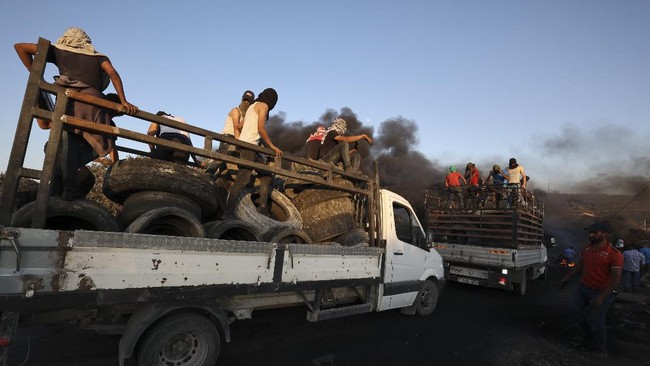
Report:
267,108,446,220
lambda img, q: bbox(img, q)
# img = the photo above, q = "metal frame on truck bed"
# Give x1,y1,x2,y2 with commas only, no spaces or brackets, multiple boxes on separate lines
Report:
0,38,445,366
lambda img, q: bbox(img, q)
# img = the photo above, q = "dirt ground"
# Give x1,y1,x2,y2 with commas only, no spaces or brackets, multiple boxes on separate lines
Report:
6,266,649,366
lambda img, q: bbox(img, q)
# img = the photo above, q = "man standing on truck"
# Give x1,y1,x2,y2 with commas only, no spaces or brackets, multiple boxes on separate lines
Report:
465,163,480,209
223,88,282,218
205,90,255,178
14,27,138,200
560,222,623,355
504,158,526,208
486,164,507,208
445,165,466,209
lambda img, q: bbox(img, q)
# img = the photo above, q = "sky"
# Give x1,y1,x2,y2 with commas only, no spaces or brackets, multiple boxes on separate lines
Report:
1,1,649,195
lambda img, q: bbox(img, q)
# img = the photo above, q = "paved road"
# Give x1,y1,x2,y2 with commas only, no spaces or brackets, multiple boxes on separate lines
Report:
6,269,646,365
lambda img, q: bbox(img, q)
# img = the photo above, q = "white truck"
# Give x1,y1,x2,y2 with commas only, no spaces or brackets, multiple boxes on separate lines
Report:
425,186,549,295
0,38,445,366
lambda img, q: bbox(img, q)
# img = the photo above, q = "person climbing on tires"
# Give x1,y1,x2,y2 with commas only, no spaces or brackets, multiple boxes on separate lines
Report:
147,111,202,166
319,117,373,173
223,88,282,219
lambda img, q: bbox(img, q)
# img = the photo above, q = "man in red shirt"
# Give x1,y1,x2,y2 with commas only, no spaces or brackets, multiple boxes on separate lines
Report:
560,222,623,355
467,163,480,209
445,165,466,209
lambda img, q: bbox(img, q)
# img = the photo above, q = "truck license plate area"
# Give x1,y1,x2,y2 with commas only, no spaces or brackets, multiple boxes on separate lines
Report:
449,266,489,279
457,277,480,286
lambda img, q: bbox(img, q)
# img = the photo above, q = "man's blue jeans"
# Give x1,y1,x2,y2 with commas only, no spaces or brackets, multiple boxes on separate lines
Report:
622,269,641,292
571,283,617,353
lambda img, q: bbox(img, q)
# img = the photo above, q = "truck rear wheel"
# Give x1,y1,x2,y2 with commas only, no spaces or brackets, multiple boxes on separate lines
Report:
513,277,527,296
136,312,220,366
415,280,439,316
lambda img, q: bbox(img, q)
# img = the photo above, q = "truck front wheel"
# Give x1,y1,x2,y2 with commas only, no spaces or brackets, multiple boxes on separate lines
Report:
415,280,439,316
136,312,220,366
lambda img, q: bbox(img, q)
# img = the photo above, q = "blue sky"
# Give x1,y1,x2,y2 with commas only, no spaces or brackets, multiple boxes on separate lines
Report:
1,1,649,193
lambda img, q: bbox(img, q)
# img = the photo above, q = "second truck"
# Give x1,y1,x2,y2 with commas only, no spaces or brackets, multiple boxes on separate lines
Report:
425,185,549,295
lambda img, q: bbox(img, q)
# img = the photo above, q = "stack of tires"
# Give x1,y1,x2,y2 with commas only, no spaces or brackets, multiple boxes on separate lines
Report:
289,177,369,247
9,159,369,247
231,188,311,244
102,159,219,238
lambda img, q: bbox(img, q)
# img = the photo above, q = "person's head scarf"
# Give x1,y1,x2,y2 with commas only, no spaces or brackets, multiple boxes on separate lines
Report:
256,88,278,111
53,27,104,56
328,118,347,135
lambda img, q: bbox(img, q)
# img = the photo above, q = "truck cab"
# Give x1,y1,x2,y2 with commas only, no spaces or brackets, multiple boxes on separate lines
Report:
379,189,445,314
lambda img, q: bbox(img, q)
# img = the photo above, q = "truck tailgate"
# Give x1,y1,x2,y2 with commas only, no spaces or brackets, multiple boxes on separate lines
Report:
434,243,543,268
283,244,382,283
1,229,383,295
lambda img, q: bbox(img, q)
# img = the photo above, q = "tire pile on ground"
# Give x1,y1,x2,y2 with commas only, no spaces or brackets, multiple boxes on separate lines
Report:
9,158,370,246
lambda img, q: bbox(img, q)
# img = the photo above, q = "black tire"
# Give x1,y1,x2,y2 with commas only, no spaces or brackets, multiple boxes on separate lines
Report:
334,228,370,247
415,280,439,316
103,158,219,215
513,277,527,296
300,197,356,242
126,207,205,238
234,189,302,236
11,197,119,232
290,178,354,211
136,312,220,366
203,220,260,241
540,264,548,280
262,227,312,244
118,190,202,229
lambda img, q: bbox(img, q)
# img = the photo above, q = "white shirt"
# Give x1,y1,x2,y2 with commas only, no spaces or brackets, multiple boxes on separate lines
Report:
239,102,261,144
159,115,190,138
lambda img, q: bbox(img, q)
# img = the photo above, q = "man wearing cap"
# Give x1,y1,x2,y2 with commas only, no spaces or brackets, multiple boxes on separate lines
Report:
205,90,255,177
560,222,623,355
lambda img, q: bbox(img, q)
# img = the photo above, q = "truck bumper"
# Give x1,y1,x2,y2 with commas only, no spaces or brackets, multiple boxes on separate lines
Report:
444,262,520,291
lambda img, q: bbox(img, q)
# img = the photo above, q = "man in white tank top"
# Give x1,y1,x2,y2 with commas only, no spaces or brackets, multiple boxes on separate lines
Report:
505,157,526,189
504,157,527,208
223,88,281,218
205,90,255,178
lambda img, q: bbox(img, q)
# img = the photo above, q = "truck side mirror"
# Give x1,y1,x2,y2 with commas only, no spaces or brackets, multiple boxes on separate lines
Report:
426,229,435,246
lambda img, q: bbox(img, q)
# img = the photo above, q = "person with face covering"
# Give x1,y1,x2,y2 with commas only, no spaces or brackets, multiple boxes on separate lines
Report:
205,90,255,177
504,158,526,190
319,118,373,172
223,88,281,218
15,27,138,200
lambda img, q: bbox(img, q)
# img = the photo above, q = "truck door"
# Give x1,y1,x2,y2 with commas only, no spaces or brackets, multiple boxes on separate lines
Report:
378,196,431,311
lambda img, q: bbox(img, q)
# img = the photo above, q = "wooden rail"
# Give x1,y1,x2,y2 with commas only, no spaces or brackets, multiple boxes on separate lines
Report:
0,37,381,247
